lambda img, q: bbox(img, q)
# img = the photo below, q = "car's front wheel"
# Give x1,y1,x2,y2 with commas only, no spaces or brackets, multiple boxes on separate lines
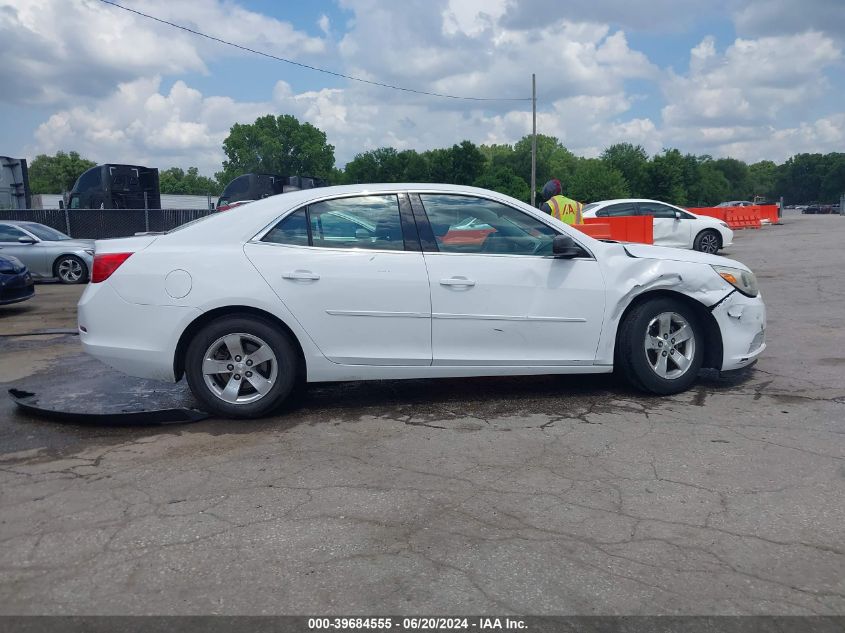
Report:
616,298,704,395
54,255,88,284
185,315,299,418
693,229,721,254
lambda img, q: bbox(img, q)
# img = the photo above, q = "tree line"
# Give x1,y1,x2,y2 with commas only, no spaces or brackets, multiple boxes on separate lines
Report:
27,114,845,206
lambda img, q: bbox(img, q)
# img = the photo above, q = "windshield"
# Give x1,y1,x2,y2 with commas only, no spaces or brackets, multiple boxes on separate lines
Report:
581,202,601,214
22,223,71,241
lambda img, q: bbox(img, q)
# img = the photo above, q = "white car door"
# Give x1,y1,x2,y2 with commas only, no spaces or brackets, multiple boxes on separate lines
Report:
244,193,432,366
638,201,692,248
414,194,605,366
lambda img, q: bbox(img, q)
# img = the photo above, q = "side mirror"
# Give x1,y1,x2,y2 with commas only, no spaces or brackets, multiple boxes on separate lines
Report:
674,210,683,220
552,235,581,259
17,236,37,244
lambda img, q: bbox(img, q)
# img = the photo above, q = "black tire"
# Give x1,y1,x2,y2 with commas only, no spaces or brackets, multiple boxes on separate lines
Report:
616,298,704,395
54,255,88,284
184,315,299,418
693,229,721,254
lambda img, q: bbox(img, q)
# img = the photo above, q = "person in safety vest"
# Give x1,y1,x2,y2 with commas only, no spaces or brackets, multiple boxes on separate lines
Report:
539,179,583,225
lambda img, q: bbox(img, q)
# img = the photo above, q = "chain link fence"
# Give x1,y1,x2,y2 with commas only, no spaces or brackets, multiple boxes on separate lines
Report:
0,208,215,239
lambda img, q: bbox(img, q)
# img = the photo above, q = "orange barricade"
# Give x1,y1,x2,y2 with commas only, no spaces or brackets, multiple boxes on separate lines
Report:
581,216,654,244
689,206,762,229
688,207,728,222
574,222,611,239
755,205,779,223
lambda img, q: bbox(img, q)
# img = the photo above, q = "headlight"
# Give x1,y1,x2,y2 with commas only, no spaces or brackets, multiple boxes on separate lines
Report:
719,221,729,228
712,265,758,297
84,249,95,256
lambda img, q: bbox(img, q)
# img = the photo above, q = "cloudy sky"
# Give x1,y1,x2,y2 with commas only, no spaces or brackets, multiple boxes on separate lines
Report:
1,0,843,176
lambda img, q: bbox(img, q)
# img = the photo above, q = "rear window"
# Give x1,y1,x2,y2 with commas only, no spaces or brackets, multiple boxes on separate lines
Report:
262,195,405,251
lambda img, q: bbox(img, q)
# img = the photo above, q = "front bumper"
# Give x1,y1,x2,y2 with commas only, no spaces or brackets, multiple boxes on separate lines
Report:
0,271,34,305
712,290,766,371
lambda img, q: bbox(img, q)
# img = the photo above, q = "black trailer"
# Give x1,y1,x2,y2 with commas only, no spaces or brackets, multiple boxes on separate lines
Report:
217,173,327,209
67,164,160,209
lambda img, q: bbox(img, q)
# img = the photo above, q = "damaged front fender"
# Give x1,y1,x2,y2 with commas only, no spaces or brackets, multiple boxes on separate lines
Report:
594,244,739,366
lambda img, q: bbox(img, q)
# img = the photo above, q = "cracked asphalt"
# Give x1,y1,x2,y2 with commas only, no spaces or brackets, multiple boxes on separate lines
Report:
0,214,843,615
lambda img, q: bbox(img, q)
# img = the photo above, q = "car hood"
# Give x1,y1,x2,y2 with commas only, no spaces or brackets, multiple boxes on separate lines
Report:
623,243,750,271
689,213,728,226
50,239,95,250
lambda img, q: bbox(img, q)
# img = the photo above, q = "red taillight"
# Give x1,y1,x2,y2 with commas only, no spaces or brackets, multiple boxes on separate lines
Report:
91,252,133,283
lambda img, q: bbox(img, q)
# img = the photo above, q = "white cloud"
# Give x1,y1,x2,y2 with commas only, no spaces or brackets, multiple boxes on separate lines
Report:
32,77,267,174
732,0,845,42
664,114,845,164
13,0,845,177
663,32,841,128
0,0,326,105
318,13,331,35
335,0,657,106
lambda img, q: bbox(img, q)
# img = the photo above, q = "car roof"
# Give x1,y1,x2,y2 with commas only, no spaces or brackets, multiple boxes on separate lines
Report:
585,198,671,206
161,182,602,249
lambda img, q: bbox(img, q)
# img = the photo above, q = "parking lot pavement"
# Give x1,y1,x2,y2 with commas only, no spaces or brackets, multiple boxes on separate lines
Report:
0,216,843,615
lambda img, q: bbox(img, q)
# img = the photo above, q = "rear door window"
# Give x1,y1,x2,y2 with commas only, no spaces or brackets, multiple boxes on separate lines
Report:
261,195,406,251
638,202,678,218
597,202,637,217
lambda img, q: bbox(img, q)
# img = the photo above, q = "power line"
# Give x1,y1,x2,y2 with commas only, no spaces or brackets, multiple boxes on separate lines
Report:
97,0,532,102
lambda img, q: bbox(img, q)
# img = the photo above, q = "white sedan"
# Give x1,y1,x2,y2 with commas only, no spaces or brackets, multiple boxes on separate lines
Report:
581,198,733,254
78,184,765,418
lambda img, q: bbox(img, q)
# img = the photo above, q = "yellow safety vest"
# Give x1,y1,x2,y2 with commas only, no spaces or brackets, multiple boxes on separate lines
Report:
548,195,583,225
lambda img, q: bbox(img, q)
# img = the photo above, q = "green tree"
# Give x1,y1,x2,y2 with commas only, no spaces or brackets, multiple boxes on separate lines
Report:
344,147,404,183
693,161,731,206
398,150,430,181
820,153,845,203
28,151,96,194
648,149,688,205
217,114,335,185
776,153,827,204
424,148,455,183
511,134,564,187
711,157,750,200
473,165,530,202
450,140,486,185
568,159,630,202
601,143,650,197
159,167,221,195
748,160,777,201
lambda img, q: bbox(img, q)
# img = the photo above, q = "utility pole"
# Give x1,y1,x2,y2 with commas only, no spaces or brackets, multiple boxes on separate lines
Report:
531,73,537,207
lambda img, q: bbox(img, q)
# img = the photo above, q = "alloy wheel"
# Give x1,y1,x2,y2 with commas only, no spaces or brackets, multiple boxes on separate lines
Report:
644,312,696,380
58,258,83,283
699,232,719,253
202,333,278,404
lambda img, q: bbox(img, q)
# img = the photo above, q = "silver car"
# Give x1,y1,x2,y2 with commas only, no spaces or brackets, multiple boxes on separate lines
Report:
0,221,94,284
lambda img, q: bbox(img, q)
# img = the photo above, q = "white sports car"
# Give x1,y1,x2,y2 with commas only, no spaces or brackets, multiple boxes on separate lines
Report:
581,198,734,253
78,184,765,418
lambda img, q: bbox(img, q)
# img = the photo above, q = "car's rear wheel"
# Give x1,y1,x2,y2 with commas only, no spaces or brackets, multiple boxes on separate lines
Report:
185,316,298,418
693,229,721,254
54,255,88,284
616,298,704,395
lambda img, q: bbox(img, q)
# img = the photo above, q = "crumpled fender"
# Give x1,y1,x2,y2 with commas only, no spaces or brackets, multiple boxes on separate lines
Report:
593,244,733,365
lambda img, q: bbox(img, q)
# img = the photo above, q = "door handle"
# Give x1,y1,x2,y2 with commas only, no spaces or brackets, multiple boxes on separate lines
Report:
440,276,475,287
282,270,320,281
